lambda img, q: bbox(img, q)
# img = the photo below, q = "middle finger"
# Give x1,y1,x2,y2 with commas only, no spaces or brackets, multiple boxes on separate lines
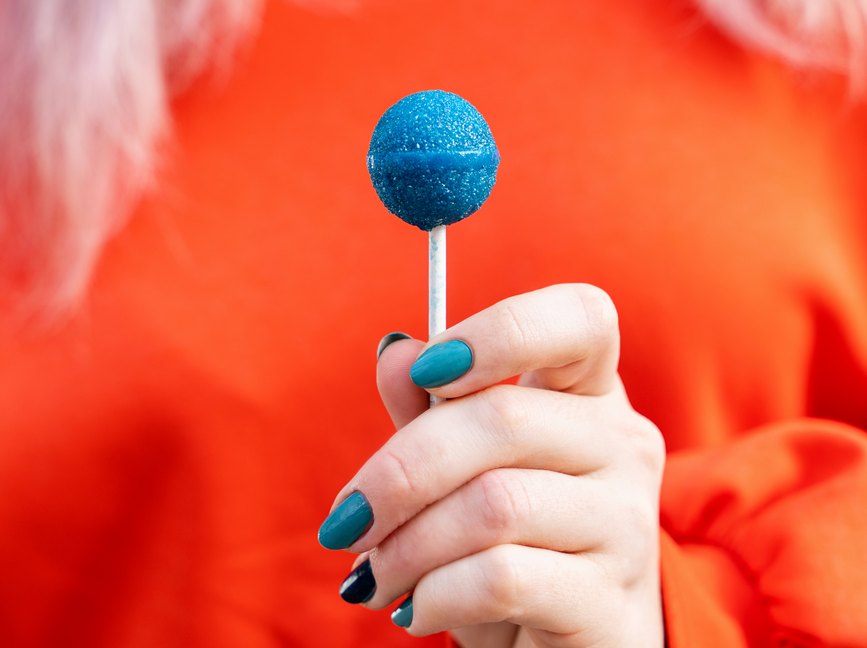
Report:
319,385,624,553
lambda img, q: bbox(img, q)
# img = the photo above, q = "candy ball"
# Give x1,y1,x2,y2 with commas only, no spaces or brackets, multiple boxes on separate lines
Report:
367,90,500,231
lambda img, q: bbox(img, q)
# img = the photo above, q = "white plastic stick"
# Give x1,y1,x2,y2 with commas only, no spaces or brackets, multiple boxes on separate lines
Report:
428,225,446,406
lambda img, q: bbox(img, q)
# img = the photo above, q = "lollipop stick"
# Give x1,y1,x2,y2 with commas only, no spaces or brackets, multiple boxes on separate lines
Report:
428,225,446,406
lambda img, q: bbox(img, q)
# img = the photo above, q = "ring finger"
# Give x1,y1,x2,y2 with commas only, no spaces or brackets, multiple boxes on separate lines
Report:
345,468,616,609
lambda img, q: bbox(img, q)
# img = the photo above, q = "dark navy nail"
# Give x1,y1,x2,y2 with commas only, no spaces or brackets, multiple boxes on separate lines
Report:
391,596,413,628
410,340,473,388
339,559,376,604
318,491,373,550
377,332,411,359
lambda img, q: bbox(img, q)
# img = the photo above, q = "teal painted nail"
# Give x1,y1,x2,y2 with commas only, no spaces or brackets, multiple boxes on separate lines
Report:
410,340,473,388
318,491,373,550
377,332,411,359
391,596,413,628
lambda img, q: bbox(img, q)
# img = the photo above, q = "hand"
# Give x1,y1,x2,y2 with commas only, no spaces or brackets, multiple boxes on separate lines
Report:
321,284,665,647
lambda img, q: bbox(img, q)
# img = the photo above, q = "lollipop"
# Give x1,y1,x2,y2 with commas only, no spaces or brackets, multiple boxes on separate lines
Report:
367,90,499,402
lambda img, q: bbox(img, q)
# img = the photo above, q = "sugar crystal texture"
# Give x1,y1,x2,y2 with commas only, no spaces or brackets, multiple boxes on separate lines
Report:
367,90,500,230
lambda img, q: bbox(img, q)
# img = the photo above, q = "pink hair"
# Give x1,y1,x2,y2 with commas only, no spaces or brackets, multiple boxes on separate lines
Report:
0,0,263,320
696,0,867,89
0,0,863,318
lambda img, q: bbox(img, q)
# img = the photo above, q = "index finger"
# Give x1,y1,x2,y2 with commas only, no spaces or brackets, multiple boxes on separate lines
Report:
411,284,620,399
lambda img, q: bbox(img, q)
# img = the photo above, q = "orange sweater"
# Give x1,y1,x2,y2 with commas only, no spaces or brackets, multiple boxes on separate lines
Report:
0,1,865,646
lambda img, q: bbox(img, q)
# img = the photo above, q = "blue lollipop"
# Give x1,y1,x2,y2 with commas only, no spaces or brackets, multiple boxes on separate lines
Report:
367,91,499,405
367,90,500,230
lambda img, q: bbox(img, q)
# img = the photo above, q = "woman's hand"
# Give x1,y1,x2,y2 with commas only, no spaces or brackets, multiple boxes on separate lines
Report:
320,284,665,647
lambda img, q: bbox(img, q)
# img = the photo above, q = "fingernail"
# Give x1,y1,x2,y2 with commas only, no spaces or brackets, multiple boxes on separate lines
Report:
391,596,413,628
318,491,373,550
410,340,473,388
339,559,376,604
377,332,411,359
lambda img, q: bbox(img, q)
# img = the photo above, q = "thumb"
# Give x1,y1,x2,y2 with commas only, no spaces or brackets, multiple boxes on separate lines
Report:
376,333,429,429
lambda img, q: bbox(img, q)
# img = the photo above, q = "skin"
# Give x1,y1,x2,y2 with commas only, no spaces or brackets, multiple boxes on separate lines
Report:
330,284,665,647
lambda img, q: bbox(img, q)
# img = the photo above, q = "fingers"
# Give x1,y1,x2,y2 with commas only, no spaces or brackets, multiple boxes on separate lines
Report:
412,284,620,399
408,545,612,638
344,288,662,644
376,334,429,429
364,468,616,608
323,385,623,553
409,545,663,644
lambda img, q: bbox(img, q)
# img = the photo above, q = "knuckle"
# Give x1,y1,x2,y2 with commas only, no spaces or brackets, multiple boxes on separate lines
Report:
627,501,659,553
478,386,529,445
473,470,532,538
376,447,423,501
478,545,523,616
607,495,659,587
620,537,659,589
572,284,620,345
575,283,619,329
629,415,666,476
495,299,536,356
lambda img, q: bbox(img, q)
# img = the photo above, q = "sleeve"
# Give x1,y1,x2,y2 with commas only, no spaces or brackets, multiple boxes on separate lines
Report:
660,418,867,647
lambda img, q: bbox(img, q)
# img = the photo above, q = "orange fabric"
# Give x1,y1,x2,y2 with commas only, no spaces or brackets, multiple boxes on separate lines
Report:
0,0,866,646
660,421,867,646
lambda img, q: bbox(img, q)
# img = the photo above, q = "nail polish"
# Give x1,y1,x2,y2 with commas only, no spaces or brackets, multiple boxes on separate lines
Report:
318,491,373,550
377,332,411,359
410,340,473,388
391,596,413,628
339,559,376,604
